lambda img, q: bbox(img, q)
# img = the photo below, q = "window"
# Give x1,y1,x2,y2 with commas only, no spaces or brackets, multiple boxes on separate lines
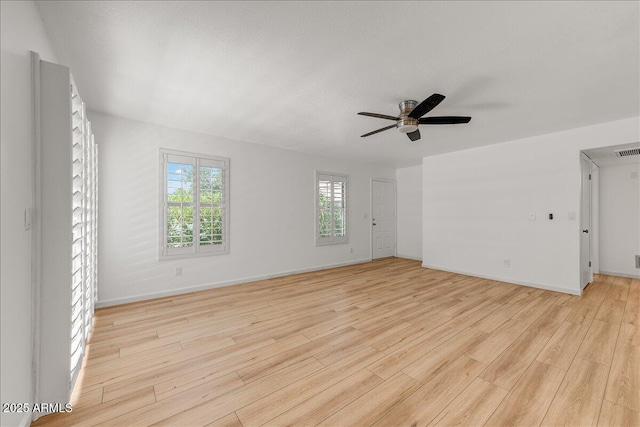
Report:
70,90,98,387
316,172,348,245
160,150,229,258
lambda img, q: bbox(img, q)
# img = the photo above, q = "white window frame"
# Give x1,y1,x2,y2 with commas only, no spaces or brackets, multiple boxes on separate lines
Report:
160,149,229,259
316,171,348,246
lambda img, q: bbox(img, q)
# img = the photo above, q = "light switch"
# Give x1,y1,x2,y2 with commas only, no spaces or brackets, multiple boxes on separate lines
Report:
568,212,576,221
24,207,32,230
528,213,536,221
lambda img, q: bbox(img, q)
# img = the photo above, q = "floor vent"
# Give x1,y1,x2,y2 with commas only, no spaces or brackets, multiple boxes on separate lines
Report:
615,147,640,157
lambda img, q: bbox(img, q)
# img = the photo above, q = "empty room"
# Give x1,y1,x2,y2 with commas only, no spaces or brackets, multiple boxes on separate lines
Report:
2,1,640,426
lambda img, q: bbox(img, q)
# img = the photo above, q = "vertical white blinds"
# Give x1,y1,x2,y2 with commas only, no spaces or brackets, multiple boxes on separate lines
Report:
69,85,98,387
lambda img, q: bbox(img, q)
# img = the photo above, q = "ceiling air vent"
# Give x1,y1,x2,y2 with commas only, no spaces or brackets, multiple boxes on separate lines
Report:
614,147,640,157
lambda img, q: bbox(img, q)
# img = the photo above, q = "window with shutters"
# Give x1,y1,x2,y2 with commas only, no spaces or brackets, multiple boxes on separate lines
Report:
316,171,348,245
160,150,229,258
70,86,98,387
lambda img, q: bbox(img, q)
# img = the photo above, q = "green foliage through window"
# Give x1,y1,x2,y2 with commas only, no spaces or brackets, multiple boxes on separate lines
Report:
317,173,347,244
163,152,228,257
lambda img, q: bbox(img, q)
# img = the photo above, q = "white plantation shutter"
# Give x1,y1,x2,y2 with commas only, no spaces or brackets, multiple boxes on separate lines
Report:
36,56,99,413
69,86,97,387
198,157,227,252
316,172,348,245
161,150,229,258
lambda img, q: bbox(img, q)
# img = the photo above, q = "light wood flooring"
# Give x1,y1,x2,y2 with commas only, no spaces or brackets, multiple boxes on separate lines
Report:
32,258,640,426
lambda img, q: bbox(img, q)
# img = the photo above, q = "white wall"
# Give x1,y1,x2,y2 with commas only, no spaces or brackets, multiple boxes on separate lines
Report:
396,165,422,260
0,2,59,426
92,112,394,306
422,117,640,295
599,162,640,277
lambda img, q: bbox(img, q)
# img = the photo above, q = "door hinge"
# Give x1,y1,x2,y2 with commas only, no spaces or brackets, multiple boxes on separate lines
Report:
588,174,591,180
589,261,591,267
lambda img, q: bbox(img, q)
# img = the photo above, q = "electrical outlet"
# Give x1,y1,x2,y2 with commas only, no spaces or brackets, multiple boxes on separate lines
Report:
175,266,182,276
504,259,510,268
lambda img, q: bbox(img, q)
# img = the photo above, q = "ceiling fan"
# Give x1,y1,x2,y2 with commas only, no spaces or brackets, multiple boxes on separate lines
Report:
358,93,471,141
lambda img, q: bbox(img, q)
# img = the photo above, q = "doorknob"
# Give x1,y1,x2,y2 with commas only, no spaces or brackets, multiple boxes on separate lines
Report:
372,218,377,226
582,229,589,233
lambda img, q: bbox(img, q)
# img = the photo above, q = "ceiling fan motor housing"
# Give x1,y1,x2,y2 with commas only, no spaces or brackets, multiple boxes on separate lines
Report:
397,100,419,133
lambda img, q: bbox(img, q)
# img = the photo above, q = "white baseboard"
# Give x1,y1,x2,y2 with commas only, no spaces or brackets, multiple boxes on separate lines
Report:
599,270,640,279
96,258,372,308
421,263,582,296
396,254,422,261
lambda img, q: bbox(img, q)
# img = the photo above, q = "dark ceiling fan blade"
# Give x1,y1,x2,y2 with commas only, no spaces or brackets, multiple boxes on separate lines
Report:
361,124,397,137
407,129,421,141
358,112,399,121
408,93,446,119
419,116,472,125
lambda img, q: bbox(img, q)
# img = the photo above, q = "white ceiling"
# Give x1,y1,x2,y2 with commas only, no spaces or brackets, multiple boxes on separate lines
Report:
36,1,639,168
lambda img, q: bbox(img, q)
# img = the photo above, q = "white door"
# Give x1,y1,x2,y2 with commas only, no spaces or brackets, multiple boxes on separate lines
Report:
372,179,396,259
580,154,592,289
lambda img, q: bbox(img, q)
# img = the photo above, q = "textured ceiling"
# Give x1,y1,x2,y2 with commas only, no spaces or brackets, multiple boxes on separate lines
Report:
36,1,639,168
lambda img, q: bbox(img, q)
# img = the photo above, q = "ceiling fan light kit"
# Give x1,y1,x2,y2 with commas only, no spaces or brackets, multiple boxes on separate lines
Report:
397,100,419,134
358,93,471,142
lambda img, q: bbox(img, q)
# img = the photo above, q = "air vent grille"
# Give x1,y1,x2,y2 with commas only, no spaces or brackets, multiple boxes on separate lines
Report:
614,148,640,157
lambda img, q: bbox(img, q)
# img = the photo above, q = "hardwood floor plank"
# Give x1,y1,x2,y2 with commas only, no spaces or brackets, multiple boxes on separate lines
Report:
367,323,459,380
595,298,627,324
203,412,243,427
402,327,487,382
485,360,566,427
479,330,550,390
102,357,324,426
604,342,640,412
466,318,530,364
235,346,384,426
373,355,487,426
263,368,383,426
427,377,508,427
618,323,640,347
528,304,572,337
566,299,601,327
316,371,420,427
597,400,640,427
370,313,452,354
102,335,299,403
32,387,156,427
536,321,589,370
156,335,311,401
469,310,510,334
607,281,630,301
542,358,609,426
235,327,361,384
576,319,621,366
